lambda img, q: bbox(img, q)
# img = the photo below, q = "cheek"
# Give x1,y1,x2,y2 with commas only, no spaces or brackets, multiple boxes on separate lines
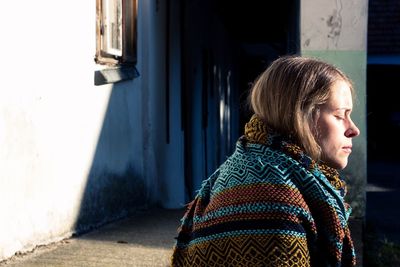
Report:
314,118,338,151
314,117,330,143
318,125,343,155
318,134,335,152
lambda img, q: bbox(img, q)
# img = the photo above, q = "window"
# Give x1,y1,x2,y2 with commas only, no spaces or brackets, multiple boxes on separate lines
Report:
95,0,137,66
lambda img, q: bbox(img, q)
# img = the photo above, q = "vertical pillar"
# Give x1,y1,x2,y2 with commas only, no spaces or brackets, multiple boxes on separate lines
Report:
300,1,368,265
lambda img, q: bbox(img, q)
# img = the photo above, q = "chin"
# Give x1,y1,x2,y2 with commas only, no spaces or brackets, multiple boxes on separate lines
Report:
336,164,347,170
332,160,348,170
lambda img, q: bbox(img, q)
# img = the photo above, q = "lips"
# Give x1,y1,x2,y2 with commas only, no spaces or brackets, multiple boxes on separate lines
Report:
342,146,352,153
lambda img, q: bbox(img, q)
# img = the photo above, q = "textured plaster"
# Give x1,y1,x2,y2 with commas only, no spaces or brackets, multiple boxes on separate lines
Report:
301,0,368,50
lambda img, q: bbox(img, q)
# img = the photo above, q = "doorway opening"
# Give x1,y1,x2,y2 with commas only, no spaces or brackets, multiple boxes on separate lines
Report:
180,0,299,200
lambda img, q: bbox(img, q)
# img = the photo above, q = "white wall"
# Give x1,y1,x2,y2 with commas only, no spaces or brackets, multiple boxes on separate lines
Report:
0,0,184,261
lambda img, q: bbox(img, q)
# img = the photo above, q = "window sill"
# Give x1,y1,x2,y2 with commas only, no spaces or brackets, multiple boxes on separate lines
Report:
94,66,140,86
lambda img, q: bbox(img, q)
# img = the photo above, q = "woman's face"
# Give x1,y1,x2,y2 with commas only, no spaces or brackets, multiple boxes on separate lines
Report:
315,80,360,170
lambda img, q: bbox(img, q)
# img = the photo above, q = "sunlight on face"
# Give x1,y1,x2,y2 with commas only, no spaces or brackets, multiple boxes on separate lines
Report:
315,80,360,170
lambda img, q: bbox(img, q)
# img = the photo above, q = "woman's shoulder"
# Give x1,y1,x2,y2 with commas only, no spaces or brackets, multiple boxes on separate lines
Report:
231,140,304,177
215,141,309,194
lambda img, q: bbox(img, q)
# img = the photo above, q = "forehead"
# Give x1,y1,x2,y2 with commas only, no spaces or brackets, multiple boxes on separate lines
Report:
326,80,353,109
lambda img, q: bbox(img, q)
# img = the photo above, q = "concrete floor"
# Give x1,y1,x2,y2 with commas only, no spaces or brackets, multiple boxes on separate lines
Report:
0,208,184,267
1,160,399,267
0,208,367,267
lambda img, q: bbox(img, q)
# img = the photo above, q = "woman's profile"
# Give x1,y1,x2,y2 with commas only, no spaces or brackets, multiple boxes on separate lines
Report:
171,55,360,267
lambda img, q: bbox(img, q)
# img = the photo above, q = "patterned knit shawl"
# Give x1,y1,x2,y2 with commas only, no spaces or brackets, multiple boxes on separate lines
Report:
244,115,348,198
171,115,356,266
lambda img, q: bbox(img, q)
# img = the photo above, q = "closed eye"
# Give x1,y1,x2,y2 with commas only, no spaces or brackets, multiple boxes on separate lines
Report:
335,115,345,120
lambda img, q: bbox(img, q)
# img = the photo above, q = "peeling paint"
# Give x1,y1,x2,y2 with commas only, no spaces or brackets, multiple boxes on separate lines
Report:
326,0,343,48
301,0,367,51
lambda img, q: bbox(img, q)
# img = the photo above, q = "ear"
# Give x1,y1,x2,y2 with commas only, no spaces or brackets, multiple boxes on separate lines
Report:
309,106,321,138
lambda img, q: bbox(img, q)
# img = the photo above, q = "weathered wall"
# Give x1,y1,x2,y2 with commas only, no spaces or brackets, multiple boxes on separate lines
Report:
300,0,368,218
0,0,184,261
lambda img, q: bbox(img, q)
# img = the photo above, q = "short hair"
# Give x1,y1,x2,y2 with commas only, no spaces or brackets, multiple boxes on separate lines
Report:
249,55,354,161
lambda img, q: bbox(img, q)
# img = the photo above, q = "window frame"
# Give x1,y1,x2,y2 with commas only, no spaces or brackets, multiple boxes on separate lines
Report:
95,0,138,66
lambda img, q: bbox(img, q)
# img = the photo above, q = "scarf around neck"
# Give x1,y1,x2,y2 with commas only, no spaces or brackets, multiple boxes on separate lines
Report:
243,114,347,197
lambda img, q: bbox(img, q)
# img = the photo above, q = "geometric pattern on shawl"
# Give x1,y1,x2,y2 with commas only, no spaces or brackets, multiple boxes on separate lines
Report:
171,137,356,267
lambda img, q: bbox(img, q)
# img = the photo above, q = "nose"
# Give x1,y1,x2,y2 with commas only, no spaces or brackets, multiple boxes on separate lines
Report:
345,119,360,138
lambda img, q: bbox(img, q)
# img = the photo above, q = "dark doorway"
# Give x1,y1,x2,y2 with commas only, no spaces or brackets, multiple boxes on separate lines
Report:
180,0,299,200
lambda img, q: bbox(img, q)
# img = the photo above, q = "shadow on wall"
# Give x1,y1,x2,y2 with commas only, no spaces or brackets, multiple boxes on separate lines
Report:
74,83,148,234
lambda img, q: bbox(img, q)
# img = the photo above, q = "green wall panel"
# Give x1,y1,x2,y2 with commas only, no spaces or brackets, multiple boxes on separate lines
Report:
302,50,367,218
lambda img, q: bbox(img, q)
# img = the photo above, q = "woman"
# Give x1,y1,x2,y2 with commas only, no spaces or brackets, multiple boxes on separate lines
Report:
171,56,360,266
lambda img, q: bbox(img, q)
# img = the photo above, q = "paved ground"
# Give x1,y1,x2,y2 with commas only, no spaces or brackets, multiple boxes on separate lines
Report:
0,208,184,267
0,209,366,267
1,160,398,267
0,209,365,267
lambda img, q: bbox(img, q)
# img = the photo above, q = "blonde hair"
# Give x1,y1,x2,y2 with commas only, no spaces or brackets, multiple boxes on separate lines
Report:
250,55,354,160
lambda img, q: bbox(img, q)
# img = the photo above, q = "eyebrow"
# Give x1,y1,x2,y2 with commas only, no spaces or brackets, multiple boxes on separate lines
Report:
334,108,352,114
324,106,351,111
337,106,352,110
